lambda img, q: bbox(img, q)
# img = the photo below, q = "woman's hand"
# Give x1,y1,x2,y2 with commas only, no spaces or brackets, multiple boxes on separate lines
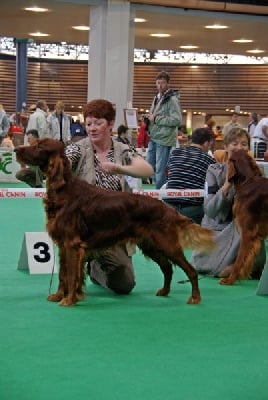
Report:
222,166,232,197
99,161,122,175
99,156,154,178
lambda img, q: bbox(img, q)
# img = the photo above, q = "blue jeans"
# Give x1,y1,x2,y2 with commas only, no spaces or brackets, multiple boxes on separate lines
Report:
166,203,204,225
146,140,171,189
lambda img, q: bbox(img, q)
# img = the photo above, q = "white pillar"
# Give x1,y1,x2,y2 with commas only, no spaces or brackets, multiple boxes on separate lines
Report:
88,1,135,129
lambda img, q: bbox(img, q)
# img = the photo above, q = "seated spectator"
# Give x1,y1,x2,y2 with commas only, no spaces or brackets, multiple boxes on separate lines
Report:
177,124,188,138
15,129,44,188
191,127,265,278
1,132,14,149
8,123,24,146
214,148,254,162
164,127,215,224
9,123,23,134
116,125,130,145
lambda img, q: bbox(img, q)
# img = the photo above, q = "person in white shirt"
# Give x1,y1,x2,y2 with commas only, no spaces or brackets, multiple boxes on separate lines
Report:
0,104,10,144
253,116,268,141
26,100,49,139
251,116,268,158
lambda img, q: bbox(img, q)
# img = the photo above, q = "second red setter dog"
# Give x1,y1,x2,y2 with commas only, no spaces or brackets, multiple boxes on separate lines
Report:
15,138,215,306
220,150,268,285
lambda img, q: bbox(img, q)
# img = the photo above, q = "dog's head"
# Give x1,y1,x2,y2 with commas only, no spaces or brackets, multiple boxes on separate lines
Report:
228,149,263,183
15,138,70,190
14,138,65,170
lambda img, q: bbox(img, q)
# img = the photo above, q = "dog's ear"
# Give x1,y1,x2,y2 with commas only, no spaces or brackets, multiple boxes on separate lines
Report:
248,155,264,177
227,158,237,182
47,154,66,190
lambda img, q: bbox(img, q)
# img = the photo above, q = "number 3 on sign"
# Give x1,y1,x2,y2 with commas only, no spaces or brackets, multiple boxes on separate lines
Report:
33,241,51,263
18,232,57,274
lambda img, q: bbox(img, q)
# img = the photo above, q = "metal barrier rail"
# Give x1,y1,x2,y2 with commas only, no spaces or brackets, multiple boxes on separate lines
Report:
0,187,206,199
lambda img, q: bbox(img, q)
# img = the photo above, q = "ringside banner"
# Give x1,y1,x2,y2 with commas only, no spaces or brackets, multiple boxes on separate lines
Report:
0,148,21,182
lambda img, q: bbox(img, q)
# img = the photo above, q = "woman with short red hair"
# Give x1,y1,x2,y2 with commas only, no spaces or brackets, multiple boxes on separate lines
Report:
65,99,153,294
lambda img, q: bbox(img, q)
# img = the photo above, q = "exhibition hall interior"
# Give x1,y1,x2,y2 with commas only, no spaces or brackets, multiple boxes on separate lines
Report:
1,3,268,400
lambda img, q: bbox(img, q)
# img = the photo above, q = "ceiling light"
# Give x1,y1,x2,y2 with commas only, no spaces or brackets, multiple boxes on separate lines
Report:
29,32,49,37
72,26,90,31
135,18,146,23
24,7,49,12
246,49,265,54
205,24,229,29
150,33,171,38
180,45,198,50
233,39,253,43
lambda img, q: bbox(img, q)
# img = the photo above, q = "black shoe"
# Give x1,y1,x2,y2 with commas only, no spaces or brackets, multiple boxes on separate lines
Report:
250,269,263,280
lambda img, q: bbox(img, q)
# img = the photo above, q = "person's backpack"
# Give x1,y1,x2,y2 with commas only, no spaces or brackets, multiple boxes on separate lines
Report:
70,122,86,136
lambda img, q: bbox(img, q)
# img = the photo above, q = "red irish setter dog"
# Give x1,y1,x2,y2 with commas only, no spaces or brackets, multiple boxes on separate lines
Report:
220,150,268,285
15,138,215,306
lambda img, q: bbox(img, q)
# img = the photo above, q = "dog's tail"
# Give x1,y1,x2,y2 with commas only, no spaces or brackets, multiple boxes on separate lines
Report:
178,223,216,251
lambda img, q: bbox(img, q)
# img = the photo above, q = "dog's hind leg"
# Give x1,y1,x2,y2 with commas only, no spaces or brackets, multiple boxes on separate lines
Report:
139,241,201,304
47,245,67,303
139,242,173,296
173,254,201,304
156,229,201,303
156,261,173,297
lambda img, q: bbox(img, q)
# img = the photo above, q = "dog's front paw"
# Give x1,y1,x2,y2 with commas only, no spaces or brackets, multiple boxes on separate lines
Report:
218,265,233,278
59,297,77,306
47,292,64,302
187,295,201,304
219,277,235,285
156,287,170,296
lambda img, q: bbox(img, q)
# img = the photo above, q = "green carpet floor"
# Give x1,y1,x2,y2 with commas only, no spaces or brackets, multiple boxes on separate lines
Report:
1,183,268,400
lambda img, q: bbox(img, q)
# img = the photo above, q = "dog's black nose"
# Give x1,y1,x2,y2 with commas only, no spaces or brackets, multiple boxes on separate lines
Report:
14,147,19,153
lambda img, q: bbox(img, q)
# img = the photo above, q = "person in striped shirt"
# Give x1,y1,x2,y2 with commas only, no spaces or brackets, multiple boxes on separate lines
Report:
164,127,215,224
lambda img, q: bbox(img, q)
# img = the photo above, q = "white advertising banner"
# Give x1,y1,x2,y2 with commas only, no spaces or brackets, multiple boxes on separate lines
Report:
0,148,21,182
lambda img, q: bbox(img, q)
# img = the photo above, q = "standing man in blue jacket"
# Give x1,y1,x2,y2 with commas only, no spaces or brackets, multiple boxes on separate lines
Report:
146,71,181,189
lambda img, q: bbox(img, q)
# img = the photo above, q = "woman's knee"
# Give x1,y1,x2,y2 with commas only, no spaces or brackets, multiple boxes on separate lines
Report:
106,264,136,294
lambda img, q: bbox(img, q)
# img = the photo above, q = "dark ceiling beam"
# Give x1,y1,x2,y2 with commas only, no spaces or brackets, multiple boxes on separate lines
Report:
131,0,268,15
